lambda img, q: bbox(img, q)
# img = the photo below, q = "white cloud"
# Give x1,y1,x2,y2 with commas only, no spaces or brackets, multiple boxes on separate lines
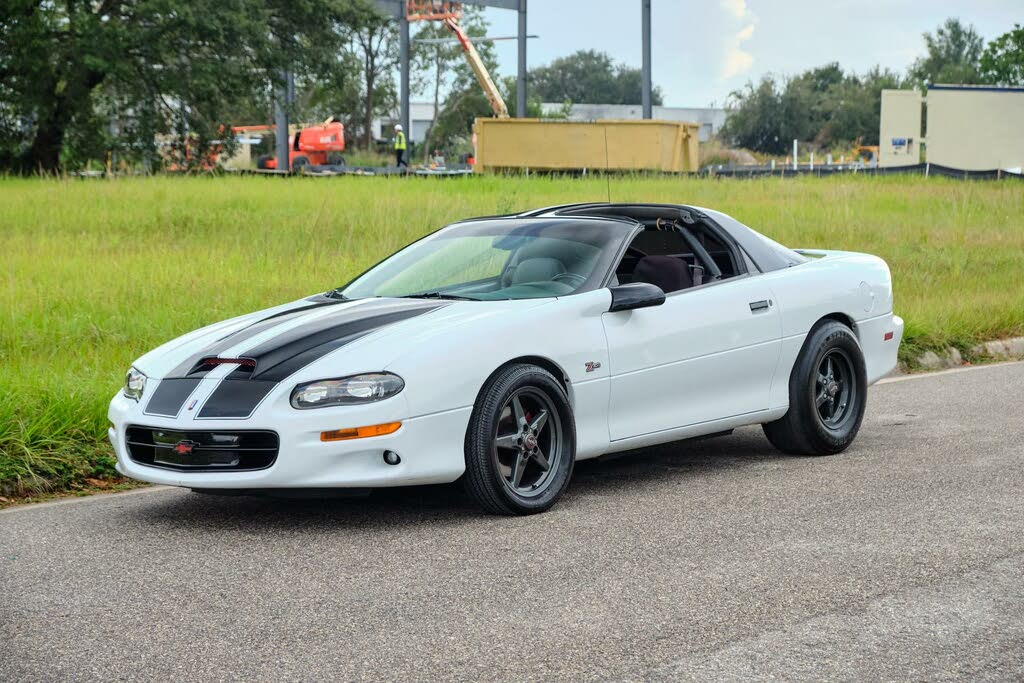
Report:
720,0,751,21
719,0,756,79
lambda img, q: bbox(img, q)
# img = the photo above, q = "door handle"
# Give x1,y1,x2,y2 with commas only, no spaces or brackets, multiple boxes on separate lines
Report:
749,299,771,312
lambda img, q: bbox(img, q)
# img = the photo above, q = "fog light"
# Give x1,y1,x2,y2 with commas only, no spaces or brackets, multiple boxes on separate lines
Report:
383,450,401,466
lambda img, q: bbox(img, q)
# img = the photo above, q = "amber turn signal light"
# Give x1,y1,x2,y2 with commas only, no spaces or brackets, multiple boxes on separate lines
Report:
320,422,402,442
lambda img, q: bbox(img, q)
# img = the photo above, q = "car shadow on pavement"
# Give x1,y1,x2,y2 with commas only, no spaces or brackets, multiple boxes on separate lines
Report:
130,427,786,530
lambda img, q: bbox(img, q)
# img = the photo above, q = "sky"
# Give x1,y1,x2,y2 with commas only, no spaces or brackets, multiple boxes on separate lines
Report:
480,0,1023,108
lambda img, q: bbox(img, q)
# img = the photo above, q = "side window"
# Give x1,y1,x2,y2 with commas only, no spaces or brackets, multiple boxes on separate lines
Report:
694,229,740,277
614,223,740,293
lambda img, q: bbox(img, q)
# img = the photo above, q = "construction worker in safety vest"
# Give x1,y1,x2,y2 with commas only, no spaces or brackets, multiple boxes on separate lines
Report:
393,124,408,169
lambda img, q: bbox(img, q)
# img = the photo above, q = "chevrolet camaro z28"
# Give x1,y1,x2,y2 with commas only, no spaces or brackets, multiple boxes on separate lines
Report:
109,203,903,515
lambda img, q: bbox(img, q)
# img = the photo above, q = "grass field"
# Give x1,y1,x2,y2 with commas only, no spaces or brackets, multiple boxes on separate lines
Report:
2,174,1022,496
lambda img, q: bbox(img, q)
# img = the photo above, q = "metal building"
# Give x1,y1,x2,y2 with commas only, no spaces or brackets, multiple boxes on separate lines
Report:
879,90,922,168
926,85,1024,172
879,84,1024,172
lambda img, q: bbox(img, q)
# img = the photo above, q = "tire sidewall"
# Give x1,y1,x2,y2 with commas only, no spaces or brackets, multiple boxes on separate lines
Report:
467,365,576,514
795,322,868,453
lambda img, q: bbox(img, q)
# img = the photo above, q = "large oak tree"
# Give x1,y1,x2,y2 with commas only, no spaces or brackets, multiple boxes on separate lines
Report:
0,0,365,172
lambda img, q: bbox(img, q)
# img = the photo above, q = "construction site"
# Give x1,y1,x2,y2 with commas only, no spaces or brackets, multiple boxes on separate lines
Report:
212,0,702,177
195,1,1022,182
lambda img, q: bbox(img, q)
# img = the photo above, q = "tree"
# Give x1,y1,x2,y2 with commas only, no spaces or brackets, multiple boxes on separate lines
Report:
720,64,904,153
529,50,664,105
429,23,501,155
0,0,362,173
345,4,400,149
412,8,489,160
720,76,788,154
821,67,904,146
908,18,985,87
980,24,1024,86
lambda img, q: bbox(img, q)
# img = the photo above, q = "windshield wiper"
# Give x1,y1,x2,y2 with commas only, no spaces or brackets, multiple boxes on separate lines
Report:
401,292,477,301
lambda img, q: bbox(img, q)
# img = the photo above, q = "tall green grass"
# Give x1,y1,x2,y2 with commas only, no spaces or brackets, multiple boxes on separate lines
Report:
2,174,1022,495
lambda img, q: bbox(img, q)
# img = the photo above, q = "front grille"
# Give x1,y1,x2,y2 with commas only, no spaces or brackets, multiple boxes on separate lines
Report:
125,426,279,472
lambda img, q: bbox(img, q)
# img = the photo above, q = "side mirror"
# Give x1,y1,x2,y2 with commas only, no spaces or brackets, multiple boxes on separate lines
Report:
608,282,666,313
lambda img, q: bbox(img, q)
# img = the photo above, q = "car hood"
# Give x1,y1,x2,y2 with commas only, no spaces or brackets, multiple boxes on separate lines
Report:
134,294,551,381
132,294,554,420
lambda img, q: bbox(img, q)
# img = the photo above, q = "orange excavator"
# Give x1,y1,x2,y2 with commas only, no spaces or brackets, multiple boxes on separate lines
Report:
236,117,347,170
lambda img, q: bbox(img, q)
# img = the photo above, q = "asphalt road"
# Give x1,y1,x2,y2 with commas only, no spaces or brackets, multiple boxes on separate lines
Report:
3,362,1023,682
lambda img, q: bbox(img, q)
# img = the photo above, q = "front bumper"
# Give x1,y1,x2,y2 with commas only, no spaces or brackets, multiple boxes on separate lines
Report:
108,390,470,489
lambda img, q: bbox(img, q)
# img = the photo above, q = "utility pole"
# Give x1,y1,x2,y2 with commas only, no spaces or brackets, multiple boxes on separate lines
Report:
641,0,652,119
517,0,527,117
274,70,291,172
399,13,411,163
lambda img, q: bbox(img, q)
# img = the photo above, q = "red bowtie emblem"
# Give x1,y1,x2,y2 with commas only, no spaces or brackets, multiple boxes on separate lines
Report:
173,440,198,456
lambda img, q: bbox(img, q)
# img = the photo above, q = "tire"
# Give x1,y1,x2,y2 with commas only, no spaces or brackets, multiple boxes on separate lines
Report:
464,364,576,515
256,154,272,170
291,155,309,170
327,153,346,166
763,320,867,456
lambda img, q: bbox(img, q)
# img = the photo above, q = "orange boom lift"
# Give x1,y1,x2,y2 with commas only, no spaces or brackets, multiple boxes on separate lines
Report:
236,117,347,170
406,1,509,118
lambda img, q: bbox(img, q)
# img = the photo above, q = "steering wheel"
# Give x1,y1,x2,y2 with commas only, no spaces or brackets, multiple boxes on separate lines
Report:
552,272,586,287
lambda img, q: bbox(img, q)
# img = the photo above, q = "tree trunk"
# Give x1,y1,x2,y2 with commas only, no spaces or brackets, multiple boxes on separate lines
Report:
364,51,376,150
24,114,66,174
423,52,442,163
21,68,103,174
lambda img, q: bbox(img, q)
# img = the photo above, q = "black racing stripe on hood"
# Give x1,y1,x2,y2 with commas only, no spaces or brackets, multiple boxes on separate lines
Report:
143,378,201,418
236,300,444,381
166,298,345,379
196,380,278,419
195,300,445,419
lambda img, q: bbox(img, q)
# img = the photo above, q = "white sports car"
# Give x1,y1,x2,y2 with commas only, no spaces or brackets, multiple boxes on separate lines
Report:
109,203,903,514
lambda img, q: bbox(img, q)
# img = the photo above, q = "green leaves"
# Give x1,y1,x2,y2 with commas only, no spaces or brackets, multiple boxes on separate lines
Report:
529,49,664,106
720,15,1024,154
908,18,985,87
980,24,1024,86
1,0,365,172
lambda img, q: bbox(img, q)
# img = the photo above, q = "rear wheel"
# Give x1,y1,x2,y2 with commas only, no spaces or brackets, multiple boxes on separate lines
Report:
763,320,867,455
327,153,346,166
256,154,272,170
464,364,575,515
291,155,310,170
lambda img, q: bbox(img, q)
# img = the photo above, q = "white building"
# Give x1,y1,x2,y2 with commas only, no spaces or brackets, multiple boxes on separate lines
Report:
375,102,728,144
539,103,728,142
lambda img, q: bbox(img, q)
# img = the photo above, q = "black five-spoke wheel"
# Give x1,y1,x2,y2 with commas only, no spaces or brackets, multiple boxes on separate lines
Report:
815,348,857,429
464,364,576,514
494,388,563,497
763,320,867,456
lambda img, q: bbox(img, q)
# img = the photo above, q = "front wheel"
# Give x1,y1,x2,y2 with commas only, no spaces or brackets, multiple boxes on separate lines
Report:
464,364,576,515
763,320,867,455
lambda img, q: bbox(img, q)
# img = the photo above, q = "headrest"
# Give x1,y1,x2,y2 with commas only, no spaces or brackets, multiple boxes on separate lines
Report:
632,255,691,293
511,257,565,284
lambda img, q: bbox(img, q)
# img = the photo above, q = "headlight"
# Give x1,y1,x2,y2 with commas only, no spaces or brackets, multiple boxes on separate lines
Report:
124,367,147,401
290,372,405,409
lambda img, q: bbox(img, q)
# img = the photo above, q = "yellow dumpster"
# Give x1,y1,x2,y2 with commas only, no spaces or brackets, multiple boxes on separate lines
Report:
473,118,699,174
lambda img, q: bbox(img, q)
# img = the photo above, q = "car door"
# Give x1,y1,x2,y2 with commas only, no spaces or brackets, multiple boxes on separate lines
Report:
601,277,782,441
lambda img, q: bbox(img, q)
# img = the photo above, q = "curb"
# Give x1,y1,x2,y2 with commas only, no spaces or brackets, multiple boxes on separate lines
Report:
911,336,1024,372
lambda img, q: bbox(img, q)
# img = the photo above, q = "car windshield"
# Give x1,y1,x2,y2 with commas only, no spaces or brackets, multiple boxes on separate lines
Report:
336,218,630,301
